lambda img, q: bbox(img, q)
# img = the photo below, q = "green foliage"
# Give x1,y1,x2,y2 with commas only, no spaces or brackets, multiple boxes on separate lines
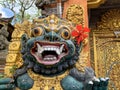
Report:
0,0,41,23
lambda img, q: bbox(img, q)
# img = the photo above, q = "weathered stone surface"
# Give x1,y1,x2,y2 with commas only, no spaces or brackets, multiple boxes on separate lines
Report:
0,26,9,50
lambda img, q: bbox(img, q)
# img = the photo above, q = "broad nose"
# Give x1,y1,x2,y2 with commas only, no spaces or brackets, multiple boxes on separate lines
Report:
44,31,61,41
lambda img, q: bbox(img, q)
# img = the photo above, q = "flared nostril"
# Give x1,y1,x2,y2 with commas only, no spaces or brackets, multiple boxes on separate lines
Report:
44,34,60,41
53,37,60,41
44,36,50,41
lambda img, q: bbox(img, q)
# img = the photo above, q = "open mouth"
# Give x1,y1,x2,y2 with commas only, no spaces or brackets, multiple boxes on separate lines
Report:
31,42,68,65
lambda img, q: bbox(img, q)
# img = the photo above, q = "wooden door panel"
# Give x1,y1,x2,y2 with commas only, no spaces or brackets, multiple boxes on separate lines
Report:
93,32,120,90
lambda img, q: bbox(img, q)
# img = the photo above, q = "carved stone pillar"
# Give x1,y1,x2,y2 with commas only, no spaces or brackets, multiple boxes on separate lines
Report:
63,0,91,71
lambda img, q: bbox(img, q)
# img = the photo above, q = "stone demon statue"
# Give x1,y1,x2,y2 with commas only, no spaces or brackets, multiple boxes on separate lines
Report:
0,15,109,90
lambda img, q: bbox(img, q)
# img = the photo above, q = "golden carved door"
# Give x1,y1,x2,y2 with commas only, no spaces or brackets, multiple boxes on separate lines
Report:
90,9,120,90
92,31,120,90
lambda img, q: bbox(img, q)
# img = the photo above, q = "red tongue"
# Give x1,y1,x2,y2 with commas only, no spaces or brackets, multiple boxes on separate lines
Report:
44,55,57,58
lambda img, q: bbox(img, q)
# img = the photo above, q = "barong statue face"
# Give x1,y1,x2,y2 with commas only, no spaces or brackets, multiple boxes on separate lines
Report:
21,15,87,76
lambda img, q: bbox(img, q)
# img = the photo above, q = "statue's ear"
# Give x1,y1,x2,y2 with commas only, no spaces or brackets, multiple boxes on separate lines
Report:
21,34,29,54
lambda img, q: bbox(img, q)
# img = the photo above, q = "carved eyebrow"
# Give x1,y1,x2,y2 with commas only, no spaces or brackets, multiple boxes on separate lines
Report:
32,24,48,30
57,25,71,31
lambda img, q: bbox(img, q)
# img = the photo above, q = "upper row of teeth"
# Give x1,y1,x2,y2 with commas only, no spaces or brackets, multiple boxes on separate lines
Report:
36,43,65,55
44,47,59,51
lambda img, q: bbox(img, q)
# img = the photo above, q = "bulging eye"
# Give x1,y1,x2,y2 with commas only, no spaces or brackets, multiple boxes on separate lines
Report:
61,29,71,39
32,27,43,36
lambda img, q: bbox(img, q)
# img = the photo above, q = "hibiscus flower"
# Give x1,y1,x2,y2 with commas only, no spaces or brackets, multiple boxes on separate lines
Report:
71,25,90,44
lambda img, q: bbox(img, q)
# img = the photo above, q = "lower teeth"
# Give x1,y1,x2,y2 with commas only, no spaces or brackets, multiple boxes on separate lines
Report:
43,57,57,61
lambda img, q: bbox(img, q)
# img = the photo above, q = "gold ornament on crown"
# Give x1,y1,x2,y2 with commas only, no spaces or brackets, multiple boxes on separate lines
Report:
33,14,73,32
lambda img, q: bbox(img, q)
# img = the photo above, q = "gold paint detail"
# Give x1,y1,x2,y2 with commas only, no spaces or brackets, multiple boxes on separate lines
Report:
6,54,18,63
28,69,69,90
87,0,106,8
66,4,84,25
97,9,120,31
33,14,72,32
61,29,71,40
8,42,21,51
76,52,89,72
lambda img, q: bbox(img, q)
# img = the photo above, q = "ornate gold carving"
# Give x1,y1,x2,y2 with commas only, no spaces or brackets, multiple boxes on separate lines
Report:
97,9,120,31
4,21,32,77
66,4,84,25
90,8,120,90
13,21,32,38
8,42,21,51
33,14,72,32
28,69,69,90
93,32,120,90
6,54,18,63
76,51,89,72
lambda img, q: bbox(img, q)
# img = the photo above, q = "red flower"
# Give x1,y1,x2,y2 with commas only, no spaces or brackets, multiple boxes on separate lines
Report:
71,25,90,44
